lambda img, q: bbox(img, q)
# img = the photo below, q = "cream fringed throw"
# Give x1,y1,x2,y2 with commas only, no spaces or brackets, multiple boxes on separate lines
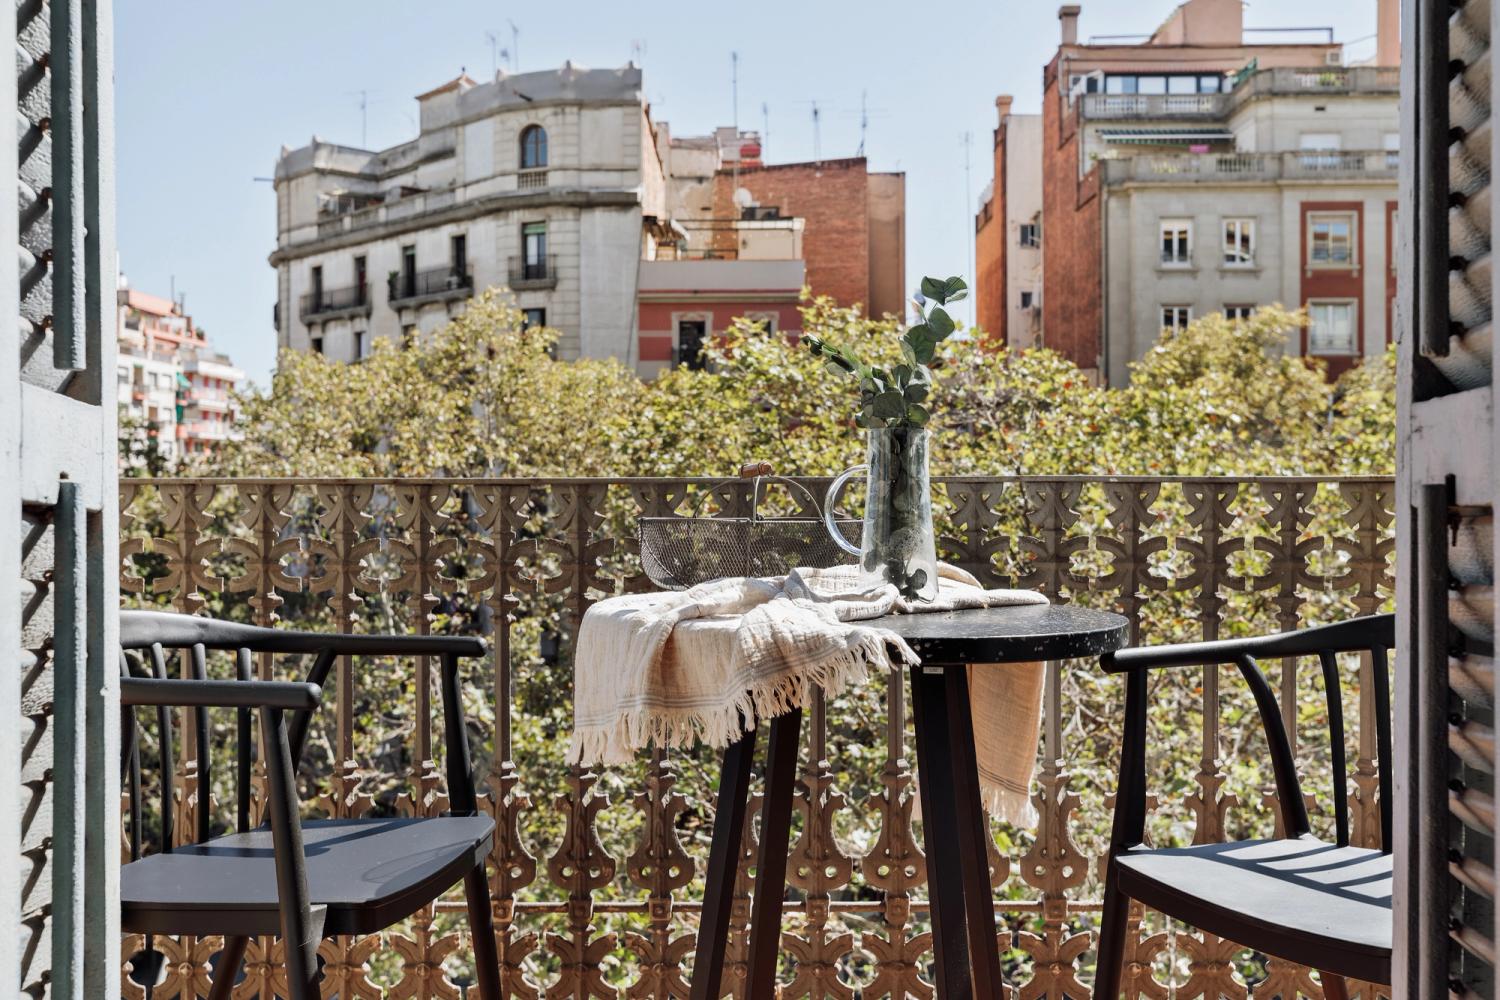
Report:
569,563,1050,826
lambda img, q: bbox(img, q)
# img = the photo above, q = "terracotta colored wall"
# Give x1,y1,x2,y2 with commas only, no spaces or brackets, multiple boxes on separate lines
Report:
1299,200,1365,378
975,127,1007,344
637,299,802,362
1040,58,1103,373
866,172,907,319
714,158,871,308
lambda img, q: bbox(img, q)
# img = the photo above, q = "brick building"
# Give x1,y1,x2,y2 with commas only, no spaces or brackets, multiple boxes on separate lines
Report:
975,97,1042,348
980,0,1399,383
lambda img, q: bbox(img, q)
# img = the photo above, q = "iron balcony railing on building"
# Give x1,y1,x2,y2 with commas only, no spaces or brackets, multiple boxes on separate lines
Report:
517,168,548,191
1102,149,1398,185
388,266,475,306
118,474,1393,1000
1079,65,1400,121
298,283,371,321
508,255,559,290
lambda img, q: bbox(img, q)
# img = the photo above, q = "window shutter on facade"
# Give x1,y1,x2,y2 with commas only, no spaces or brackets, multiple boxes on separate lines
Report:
3,2,119,997
1400,0,1497,995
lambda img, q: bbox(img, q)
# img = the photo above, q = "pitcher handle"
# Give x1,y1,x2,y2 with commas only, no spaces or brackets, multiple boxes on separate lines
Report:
823,465,866,558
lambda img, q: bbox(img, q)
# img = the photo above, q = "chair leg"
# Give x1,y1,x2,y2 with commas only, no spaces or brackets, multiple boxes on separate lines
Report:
464,862,502,1000
206,936,248,1000
746,708,802,999
1321,971,1351,1000
1094,863,1129,1000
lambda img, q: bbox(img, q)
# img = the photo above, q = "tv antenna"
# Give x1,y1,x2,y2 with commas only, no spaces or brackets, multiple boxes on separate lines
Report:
762,101,769,153
486,30,500,75
731,51,740,133
345,89,369,146
630,39,647,65
812,101,822,162
840,91,890,158
507,20,520,72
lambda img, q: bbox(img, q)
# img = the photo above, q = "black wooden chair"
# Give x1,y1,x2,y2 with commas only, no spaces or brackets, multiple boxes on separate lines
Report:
118,610,501,1000
1095,614,1395,999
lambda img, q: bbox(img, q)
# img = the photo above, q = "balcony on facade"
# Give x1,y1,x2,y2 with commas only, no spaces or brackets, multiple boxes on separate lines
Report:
299,282,373,322
1101,149,1398,186
1079,65,1401,121
389,265,475,307
651,216,806,262
508,255,559,290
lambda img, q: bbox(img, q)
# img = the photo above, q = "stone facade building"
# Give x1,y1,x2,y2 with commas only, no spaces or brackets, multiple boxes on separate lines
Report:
978,0,1400,384
272,66,905,376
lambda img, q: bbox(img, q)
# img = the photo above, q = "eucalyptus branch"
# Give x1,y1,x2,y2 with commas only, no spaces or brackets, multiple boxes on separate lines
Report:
803,274,968,428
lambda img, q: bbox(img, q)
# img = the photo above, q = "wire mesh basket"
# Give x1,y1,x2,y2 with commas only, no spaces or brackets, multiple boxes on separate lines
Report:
639,467,860,590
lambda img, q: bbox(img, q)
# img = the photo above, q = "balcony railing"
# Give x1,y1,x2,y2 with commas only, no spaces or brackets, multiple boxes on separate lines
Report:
517,168,548,191
299,283,371,321
388,266,475,306
1102,149,1398,185
118,474,1393,999
1080,65,1400,120
508,254,559,290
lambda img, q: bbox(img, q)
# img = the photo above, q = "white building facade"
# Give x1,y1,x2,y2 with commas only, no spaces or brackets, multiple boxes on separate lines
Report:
1091,66,1398,380
271,64,666,365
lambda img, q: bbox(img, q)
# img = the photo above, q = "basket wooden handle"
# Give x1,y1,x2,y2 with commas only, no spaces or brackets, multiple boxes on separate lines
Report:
738,461,774,479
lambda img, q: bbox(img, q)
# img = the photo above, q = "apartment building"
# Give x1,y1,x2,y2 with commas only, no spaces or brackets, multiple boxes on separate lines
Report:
978,0,1399,384
272,66,906,376
975,98,1042,348
116,288,245,464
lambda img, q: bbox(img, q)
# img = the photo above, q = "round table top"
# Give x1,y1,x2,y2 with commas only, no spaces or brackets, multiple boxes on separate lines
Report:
872,604,1130,664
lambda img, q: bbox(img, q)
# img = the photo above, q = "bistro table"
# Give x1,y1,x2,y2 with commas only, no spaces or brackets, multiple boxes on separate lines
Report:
880,604,1129,998
690,603,1130,1000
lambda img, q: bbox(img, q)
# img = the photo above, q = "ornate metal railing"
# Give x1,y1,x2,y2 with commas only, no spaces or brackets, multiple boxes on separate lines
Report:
117,475,1394,999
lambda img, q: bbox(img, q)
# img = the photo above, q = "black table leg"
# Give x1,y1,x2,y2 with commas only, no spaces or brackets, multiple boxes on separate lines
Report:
691,726,757,1000
910,664,972,998
942,664,1004,998
746,708,802,998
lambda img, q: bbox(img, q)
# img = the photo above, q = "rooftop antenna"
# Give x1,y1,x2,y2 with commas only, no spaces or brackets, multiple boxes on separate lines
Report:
857,90,868,157
762,101,769,155
486,30,499,76
630,38,647,66
358,89,367,147
731,52,741,191
507,20,520,72
812,101,822,163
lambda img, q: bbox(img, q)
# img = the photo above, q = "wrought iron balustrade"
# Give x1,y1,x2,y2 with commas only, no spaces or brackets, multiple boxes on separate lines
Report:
117,474,1395,999
299,283,370,320
388,266,475,305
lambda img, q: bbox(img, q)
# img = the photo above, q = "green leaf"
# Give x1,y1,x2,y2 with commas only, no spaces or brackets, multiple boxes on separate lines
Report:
893,364,912,385
872,390,906,419
907,568,928,590
824,360,852,378
928,308,955,339
943,276,968,302
905,382,929,403
905,323,933,343
911,337,935,365
900,340,917,365
906,404,930,426
919,276,947,303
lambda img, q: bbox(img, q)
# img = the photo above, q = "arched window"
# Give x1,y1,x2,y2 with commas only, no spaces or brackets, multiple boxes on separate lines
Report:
520,125,548,169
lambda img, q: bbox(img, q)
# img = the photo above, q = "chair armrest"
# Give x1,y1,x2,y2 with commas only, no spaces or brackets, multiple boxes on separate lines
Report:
1101,614,1394,673
121,676,322,711
120,609,488,658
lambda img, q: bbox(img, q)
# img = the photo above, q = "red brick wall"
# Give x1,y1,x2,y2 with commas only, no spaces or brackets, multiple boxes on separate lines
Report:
714,158,871,309
637,299,803,362
1040,58,1103,373
975,126,1007,345
1299,200,1365,379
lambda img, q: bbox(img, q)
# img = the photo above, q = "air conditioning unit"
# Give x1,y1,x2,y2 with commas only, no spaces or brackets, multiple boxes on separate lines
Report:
1325,49,1343,65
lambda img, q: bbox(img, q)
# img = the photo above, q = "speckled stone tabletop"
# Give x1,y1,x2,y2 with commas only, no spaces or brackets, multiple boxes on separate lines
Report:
872,604,1130,664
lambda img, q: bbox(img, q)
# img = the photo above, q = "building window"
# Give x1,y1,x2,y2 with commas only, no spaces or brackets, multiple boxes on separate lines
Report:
451,233,467,276
677,319,708,370
399,245,417,298
520,124,548,169
1308,300,1357,355
310,264,324,309
354,330,369,360
353,255,368,303
1019,291,1034,309
522,222,548,279
522,308,546,329
1019,223,1040,248
1309,213,1356,267
1160,305,1193,334
311,335,324,355
1160,219,1192,266
1224,305,1256,321
1222,218,1255,266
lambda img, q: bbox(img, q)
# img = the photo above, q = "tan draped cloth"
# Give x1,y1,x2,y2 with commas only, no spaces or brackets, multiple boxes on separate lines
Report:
569,563,1049,826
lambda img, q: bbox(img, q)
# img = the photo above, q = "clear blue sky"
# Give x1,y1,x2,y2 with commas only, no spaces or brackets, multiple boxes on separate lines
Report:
115,0,1380,387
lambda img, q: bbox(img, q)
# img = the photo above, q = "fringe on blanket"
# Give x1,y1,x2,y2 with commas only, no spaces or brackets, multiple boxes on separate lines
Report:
568,631,911,767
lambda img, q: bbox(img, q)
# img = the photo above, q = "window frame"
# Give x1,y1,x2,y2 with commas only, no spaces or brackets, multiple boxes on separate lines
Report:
1159,218,1193,267
1222,217,1256,267
522,307,547,330
1308,212,1357,268
1160,305,1193,334
1223,304,1257,321
520,124,548,170
1307,299,1359,356
1018,222,1041,248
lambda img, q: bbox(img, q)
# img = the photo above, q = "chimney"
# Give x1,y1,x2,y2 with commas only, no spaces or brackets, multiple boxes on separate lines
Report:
1376,0,1399,66
1059,5,1081,45
996,95,1014,125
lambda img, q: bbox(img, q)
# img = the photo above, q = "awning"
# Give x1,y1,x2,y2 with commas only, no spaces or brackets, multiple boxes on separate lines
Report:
1098,128,1234,145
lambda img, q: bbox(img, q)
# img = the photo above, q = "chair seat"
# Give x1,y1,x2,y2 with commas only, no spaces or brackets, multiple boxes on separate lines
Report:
1115,835,1391,982
122,815,494,937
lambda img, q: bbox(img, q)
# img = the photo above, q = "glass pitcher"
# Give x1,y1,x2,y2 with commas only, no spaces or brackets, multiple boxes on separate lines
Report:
822,427,938,602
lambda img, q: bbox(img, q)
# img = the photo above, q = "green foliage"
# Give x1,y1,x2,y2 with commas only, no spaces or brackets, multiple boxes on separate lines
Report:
803,274,966,430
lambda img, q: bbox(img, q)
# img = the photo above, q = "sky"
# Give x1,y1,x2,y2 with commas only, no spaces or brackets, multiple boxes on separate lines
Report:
115,0,1381,388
